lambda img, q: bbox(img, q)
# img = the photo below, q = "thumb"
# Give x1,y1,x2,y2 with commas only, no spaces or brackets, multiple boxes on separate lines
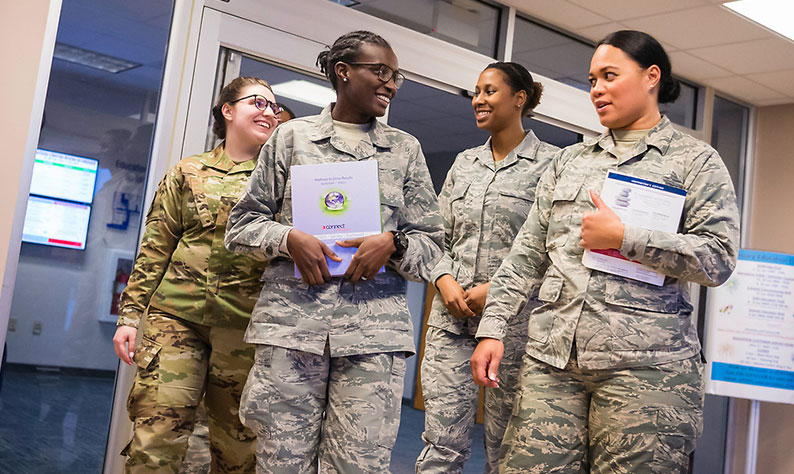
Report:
321,242,343,262
335,237,363,248
487,353,502,383
590,189,607,210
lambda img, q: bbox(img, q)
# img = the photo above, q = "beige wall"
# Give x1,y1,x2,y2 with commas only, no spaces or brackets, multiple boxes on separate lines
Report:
729,103,794,474
0,1,61,357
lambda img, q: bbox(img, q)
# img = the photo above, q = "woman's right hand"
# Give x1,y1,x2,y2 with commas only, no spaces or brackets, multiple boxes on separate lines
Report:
113,326,138,366
287,229,342,285
436,274,475,319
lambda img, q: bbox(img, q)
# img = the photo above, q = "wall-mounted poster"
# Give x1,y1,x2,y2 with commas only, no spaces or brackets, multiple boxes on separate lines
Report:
705,249,794,404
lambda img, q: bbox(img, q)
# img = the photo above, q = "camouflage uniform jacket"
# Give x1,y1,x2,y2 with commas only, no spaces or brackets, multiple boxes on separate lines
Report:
429,131,559,336
117,144,268,330
476,116,740,370
225,104,443,357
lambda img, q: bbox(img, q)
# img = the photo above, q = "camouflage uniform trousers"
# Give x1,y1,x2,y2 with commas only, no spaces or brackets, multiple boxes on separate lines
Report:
416,314,527,474
239,344,406,473
498,350,704,473
180,401,211,474
123,309,256,473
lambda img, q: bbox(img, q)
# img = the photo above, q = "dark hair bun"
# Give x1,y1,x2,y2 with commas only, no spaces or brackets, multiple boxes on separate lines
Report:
484,61,543,116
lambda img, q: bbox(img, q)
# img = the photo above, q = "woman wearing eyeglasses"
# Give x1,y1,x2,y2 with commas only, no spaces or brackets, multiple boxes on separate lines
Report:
112,76,280,473
225,31,443,472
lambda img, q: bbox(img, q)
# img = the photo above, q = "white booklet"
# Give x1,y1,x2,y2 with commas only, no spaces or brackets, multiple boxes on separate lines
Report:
290,160,383,277
582,171,686,286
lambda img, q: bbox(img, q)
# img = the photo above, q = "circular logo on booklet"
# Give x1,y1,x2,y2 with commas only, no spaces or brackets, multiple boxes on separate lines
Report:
324,191,345,210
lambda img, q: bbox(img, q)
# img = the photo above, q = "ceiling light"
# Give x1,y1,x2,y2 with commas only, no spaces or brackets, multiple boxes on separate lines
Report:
53,43,141,73
271,80,336,108
723,0,794,43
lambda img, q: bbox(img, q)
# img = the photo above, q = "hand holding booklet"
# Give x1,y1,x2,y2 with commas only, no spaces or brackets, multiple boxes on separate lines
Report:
582,171,686,286
290,160,383,278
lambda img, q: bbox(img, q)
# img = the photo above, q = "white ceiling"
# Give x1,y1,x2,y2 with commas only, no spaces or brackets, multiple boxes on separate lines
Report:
504,0,794,106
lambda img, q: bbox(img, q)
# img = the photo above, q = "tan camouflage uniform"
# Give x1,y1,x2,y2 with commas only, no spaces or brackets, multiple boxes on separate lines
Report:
225,104,443,473
475,117,740,473
118,144,267,473
415,131,558,474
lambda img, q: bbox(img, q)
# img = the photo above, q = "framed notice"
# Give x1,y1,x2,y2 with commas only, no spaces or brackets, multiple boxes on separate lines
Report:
705,249,794,404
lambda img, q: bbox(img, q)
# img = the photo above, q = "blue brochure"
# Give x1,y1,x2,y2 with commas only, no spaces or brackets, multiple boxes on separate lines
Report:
290,160,383,277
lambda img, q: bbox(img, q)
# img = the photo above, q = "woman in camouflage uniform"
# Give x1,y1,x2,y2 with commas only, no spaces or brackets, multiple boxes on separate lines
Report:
415,63,558,473
111,76,280,473
225,31,443,473
471,30,740,473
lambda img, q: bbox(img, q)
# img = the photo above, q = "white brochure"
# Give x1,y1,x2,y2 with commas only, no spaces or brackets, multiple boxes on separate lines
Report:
582,171,686,286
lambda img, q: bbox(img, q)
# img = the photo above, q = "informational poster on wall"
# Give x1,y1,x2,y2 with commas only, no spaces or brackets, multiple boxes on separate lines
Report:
705,249,794,404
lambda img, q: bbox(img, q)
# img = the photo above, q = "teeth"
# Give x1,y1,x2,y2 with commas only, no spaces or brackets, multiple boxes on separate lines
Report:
376,94,391,104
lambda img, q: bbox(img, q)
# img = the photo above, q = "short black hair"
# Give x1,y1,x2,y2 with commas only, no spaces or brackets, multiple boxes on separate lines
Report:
484,62,543,116
598,30,680,104
316,30,392,90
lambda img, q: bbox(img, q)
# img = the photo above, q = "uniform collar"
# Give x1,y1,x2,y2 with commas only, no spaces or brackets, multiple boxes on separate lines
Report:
475,130,541,170
585,115,674,164
310,104,391,159
200,143,258,173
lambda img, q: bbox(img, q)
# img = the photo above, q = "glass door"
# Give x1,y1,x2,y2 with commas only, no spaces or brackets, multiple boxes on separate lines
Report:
105,4,594,472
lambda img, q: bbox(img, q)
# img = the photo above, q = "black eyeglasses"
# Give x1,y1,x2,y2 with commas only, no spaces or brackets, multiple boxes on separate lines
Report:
229,94,283,115
347,62,405,89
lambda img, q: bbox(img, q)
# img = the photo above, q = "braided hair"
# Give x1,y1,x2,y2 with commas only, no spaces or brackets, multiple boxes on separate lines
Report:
316,30,392,90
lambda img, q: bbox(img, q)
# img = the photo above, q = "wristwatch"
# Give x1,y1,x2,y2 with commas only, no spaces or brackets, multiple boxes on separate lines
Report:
391,230,408,259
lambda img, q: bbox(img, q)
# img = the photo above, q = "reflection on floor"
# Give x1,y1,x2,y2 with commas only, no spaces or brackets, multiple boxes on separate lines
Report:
0,367,485,473
0,365,116,474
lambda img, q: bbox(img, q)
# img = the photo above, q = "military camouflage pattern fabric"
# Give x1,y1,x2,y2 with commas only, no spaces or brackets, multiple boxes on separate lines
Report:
239,345,406,473
123,309,255,473
416,319,525,474
118,144,268,330
428,131,558,336
417,132,557,473
498,351,704,473
225,104,443,356
476,116,740,370
180,402,210,474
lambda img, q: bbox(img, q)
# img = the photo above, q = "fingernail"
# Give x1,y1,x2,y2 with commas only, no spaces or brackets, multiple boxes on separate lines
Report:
488,373,497,381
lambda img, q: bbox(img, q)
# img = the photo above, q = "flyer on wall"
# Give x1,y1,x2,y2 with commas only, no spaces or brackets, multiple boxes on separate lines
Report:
705,249,794,404
290,160,382,277
581,171,686,286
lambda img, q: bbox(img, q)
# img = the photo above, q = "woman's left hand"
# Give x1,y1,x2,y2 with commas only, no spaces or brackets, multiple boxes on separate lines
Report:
463,282,490,315
580,190,625,250
337,232,396,282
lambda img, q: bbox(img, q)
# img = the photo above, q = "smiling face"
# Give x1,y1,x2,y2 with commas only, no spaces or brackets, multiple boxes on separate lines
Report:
223,84,279,146
472,68,525,133
589,44,661,130
334,43,398,123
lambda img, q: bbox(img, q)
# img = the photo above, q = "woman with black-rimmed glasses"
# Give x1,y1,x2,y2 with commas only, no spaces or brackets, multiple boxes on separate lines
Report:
225,30,443,472
112,76,280,473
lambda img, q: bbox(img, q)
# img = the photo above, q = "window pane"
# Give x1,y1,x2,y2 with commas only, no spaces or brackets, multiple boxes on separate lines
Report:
239,55,329,119
0,0,173,471
512,17,594,92
661,81,698,129
711,95,749,210
340,0,501,57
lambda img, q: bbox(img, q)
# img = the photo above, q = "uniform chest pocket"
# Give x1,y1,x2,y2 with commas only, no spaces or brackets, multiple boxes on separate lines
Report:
449,181,472,215
499,188,535,220
548,177,584,249
187,176,214,228
215,194,240,228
